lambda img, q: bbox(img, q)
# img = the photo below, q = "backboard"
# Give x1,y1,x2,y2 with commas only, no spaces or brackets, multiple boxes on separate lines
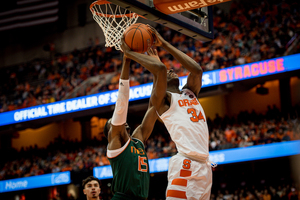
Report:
107,0,214,42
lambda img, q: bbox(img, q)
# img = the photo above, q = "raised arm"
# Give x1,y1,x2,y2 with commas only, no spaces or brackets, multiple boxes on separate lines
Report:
108,55,131,149
148,25,203,96
120,36,167,111
120,36,167,143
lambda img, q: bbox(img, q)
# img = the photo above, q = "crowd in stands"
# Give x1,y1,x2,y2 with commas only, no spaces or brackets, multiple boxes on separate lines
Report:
210,183,300,200
207,104,300,151
1,105,299,182
0,0,299,113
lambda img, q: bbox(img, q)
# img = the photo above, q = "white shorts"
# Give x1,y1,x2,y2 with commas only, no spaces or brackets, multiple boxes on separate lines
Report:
166,154,212,200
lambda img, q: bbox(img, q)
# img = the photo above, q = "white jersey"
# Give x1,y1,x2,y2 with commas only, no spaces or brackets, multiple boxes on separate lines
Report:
159,88,209,161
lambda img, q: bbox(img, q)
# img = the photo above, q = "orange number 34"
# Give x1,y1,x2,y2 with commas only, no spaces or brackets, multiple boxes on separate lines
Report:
187,108,205,122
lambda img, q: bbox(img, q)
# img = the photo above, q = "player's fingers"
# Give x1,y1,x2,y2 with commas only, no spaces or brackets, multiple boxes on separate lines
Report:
121,36,130,49
120,43,124,51
120,35,125,43
147,38,152,47
120,42,129,53
146,24,152,29
147,25,156,33
154,49,158,55
147,48,153,55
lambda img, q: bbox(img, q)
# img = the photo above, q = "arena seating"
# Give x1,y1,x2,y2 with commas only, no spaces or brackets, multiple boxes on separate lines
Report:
0,0,299,113
1,106,299,181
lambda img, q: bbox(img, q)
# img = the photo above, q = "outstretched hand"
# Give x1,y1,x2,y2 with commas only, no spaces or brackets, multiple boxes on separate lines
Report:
147,48,161,61
120,35,131,55
147,25,165,47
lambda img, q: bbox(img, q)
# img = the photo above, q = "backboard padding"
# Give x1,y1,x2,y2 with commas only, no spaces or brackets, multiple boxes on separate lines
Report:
108,0,213,42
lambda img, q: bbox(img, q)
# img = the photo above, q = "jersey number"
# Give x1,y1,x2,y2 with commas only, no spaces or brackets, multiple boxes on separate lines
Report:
187,108,205,122
138,156,148,172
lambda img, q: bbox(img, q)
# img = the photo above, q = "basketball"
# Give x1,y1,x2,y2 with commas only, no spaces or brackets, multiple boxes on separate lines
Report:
123,23,154,53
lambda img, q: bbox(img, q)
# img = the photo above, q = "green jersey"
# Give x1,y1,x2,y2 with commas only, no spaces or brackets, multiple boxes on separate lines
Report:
108,138,149,199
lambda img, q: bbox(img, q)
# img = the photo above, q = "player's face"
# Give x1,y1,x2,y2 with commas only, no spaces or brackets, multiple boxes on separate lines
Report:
83,180,101,199
167,69,178,81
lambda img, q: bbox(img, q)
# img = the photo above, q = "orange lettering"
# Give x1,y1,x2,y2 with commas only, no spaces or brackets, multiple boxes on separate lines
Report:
251,64,259,76
227,68,234,80
178,100,184,107
190,99,196,105
131,146,137,154
276,58,284,71
235,67,243,79
179,99,200,107
183,99,189,106
244,65,251,77
190,98,199,105
259,62,267,74
138,148,144,155
268,60,275,73
182,159,191,169
219,70,227,82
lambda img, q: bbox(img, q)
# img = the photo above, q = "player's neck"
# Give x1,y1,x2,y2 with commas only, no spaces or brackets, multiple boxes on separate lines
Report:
87,197,100,200
167,85,180,93
167,79,180,93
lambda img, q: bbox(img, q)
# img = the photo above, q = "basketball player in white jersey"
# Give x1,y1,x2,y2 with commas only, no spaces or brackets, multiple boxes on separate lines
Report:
147,25,214,200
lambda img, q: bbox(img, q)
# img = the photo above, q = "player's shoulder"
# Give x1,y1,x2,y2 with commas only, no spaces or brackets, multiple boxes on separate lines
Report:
165,91,172,101
131,137,145,148
182,88,197,95
182,87,198,97
131,137,143,144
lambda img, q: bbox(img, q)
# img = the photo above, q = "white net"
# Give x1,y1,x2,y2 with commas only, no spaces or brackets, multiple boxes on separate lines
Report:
90,1,140,51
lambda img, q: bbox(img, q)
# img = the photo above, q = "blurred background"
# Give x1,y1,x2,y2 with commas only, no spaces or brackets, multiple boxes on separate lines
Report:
0,0,299,199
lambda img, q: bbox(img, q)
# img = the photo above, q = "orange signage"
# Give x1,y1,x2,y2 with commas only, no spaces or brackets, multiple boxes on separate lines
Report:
153,0,231,15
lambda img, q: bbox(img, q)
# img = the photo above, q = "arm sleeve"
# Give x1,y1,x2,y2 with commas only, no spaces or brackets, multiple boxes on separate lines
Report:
111,79,130,126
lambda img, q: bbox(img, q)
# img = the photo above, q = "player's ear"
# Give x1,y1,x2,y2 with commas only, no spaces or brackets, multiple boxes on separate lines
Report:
83,189,86,195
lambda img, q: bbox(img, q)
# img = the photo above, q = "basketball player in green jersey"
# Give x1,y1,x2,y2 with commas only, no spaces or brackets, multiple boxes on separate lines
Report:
82,176,101,200
103,36,167,199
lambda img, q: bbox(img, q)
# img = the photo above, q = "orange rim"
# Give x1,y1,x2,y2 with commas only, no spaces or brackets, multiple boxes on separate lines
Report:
90,0,142,18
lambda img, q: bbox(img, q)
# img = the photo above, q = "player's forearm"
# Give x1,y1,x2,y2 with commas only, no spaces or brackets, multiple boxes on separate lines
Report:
120,56,131,80
126,51,166,76
161,41,203,75
112,55,131,126
111,79,129,126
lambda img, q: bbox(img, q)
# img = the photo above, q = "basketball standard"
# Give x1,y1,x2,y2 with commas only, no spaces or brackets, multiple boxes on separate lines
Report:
107,0,214,42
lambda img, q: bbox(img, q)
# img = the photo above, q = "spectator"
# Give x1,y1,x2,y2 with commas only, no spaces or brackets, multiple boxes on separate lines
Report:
1,0,299,112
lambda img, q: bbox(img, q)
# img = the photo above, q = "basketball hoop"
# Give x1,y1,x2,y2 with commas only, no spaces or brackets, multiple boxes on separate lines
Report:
90,0,140,51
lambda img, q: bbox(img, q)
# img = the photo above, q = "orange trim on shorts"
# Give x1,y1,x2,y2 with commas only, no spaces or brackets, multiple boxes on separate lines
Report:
167,190,187,199
171,178,187,187
180,169,192,177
